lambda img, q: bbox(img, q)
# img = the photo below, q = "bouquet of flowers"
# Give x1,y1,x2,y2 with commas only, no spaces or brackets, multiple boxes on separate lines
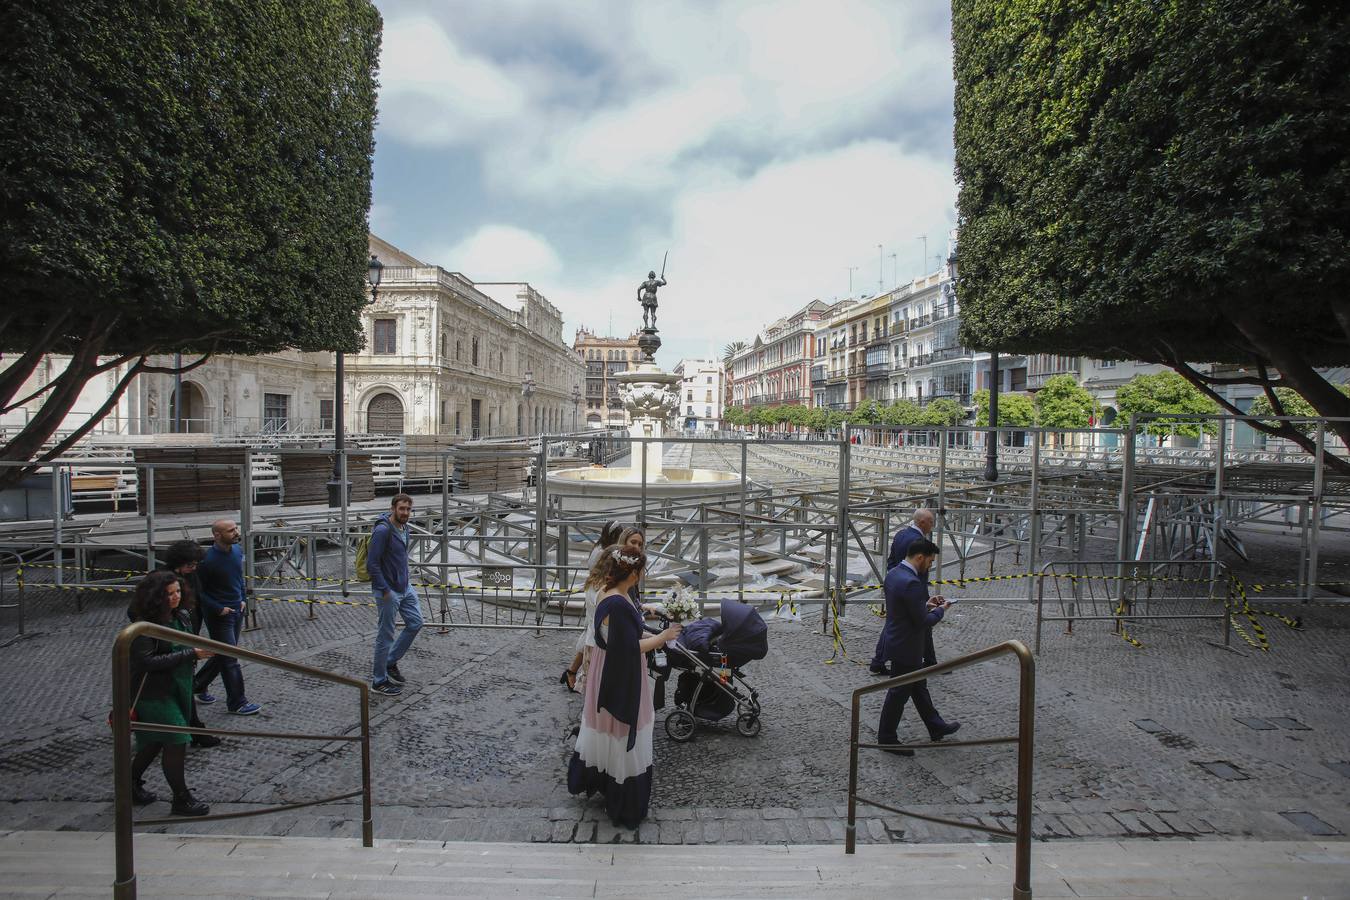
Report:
655,587,700,623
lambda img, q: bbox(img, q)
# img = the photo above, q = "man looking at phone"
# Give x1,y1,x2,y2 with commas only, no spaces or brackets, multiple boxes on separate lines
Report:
871,507,937,674
876,539,960,756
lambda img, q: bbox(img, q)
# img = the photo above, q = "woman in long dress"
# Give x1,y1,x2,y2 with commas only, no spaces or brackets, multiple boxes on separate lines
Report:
567,547,681,828
561,521,625,692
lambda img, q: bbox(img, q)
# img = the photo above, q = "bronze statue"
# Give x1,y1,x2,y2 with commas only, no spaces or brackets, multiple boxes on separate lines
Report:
638,258,666,330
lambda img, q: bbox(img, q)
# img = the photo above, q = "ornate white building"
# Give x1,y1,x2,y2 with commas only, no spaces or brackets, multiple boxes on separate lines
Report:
672,359,724,431
3,234,584,441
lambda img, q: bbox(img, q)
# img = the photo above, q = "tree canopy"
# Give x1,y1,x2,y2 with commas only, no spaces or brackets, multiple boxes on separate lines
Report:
1034,375,1096,429
0,0,381,480
973,390,1036,428
952,0,1350,466
1115,371,1219,438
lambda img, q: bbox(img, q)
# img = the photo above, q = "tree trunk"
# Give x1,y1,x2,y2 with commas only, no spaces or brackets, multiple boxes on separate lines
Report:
1230,311,1350,450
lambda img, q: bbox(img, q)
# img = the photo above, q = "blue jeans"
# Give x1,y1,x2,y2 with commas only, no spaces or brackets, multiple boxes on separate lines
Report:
194,610,246,710
372,587,423,685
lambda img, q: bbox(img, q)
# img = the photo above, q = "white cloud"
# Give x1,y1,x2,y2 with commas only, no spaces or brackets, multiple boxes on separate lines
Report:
378,15,527,147
439,225,562,283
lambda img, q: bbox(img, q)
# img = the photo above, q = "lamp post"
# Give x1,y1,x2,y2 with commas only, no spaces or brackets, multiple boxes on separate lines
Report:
521,369,536,435
328,254,382,506
571,384,580,432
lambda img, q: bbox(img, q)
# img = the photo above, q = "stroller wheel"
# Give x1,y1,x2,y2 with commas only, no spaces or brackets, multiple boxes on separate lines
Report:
736,713,762,738
665,710,697,743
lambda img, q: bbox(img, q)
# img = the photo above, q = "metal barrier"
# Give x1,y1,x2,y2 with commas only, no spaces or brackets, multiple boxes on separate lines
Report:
846,639,1035,900
111,622,372,899
0,550,22,635
1034,560,1229,653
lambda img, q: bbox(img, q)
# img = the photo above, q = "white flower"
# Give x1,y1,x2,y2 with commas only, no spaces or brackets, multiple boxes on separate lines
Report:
658,588,701,623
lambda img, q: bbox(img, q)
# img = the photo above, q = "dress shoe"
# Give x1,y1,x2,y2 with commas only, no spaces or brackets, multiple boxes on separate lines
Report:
171,793,210,817
928,721,961,742
191,734,222,748
880,744,915,757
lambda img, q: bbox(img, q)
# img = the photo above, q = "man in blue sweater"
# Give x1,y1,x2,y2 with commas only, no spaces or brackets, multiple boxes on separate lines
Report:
869,508,936,675
193,519,262,715
369,494,424,696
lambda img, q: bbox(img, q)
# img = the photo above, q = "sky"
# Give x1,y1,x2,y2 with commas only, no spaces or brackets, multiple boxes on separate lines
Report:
368,0,958,367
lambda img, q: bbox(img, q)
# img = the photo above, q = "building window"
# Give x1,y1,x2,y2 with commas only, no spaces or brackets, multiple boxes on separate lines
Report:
439,333,447,359
373,318,397,355
455,411,462,435
319,398,334,430
439,399,447,426
472,337,479,366
263,393,289,432
1098,359,1116,369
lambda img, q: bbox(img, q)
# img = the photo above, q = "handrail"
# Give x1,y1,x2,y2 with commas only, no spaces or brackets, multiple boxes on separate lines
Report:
847,639,1034,900
112,621,372,900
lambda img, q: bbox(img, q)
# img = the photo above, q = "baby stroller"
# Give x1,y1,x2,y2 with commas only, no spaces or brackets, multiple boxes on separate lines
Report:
653,599,768,742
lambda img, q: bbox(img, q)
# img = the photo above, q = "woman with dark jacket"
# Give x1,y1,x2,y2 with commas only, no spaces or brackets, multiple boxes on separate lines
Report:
126,570,214,815
155,540,220,748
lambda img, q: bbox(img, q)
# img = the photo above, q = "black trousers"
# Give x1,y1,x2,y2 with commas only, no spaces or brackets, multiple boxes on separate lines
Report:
877,677,944,744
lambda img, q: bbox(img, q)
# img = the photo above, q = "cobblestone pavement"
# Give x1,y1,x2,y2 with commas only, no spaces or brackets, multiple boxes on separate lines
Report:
1,566,1348,848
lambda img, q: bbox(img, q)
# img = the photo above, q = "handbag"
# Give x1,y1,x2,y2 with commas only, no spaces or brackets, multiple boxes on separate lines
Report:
108,673,149,728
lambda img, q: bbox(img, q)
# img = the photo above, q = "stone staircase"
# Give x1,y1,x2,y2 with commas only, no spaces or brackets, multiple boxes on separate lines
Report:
2,830,1346,898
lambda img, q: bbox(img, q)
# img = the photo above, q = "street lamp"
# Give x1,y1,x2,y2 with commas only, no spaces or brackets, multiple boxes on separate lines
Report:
328,254,382,506
571,384,581,432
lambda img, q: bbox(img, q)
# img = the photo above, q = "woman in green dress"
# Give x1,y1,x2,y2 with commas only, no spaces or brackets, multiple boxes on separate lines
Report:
127,570,214,816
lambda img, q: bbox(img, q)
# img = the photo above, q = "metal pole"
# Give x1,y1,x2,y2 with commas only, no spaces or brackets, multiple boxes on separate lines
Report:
328,351,347,506
739,437,748,602
1117,417,1137,596
359,684,373,847
1012,647,1036,900
1307,422,1326,601
1213,417,1226,616
112,631,136,899
536,436,549,603
1026,431,1041,607
145,466,155,573
241,450,255,623
836,423,851,616
339,450,350,597
52,464,63,588
640,439,648,529
985,351,1000,481
936,427,947,584
845,691,861,854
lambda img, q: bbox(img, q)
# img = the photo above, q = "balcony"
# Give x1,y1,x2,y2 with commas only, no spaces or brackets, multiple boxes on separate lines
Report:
910,352,933,367
932,346,974,363
931,305,959,324
810,368,827,386
826,372,847,385
908,314,932,330
867,332,889,348
865,362,890,380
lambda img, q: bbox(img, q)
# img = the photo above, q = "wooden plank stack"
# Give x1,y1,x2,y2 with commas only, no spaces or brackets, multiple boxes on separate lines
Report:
452,441,531,493
133,448,247,515
402,435,459,480
279,452,375,506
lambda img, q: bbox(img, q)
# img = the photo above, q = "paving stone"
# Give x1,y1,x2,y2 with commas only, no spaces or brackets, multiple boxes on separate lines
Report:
1268,717,1311,731
1279,811,1342,836
1235,716,1278,730
1132,719,1167,733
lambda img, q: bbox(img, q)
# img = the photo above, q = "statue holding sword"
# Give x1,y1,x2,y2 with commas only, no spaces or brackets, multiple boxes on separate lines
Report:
638,252,668,330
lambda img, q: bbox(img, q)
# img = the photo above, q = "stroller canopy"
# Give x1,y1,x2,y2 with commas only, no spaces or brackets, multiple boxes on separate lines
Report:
716,599,768,666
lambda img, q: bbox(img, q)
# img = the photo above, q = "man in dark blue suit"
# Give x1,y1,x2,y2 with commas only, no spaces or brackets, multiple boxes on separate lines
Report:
869,508,936,675
876,539,960,756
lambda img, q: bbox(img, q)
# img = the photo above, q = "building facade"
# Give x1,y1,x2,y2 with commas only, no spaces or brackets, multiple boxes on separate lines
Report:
4,234,584,441
729,300,831,410
573,329,643,429
673,359,724,431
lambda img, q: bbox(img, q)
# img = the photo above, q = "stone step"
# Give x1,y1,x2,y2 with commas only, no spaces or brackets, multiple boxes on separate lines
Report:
2,831,1347,898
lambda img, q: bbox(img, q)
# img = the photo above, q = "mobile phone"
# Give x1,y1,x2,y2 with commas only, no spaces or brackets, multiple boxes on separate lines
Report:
943,598,959,605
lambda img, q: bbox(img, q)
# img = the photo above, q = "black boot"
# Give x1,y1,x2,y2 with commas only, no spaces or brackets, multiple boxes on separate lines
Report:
171,793,210,817
190,734,222,748
132,780,157,805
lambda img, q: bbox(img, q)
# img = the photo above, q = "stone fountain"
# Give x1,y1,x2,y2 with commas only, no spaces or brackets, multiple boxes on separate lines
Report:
546,272,743,512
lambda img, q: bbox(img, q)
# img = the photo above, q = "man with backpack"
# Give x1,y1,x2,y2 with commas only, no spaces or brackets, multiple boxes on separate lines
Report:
366,494,423,697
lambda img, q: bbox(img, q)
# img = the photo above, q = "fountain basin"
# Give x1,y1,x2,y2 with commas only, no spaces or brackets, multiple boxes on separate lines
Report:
546,465,744,512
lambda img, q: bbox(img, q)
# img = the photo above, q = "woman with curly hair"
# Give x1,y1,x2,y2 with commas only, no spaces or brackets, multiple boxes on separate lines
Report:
567,547,681,828
126,570,214,815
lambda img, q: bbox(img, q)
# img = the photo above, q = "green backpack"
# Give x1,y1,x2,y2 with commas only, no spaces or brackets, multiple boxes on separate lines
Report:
354,533,373,582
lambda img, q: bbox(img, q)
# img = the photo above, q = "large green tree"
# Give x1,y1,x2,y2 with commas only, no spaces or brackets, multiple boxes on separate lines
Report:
0,0,381,486
973,389,1036,427
952,0,1350,471
1034,375,1097,429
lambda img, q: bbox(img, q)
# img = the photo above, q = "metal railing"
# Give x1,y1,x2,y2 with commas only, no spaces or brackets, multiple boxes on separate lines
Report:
847,639,1034,900
1034,559,1230,653
112,622,372,899
0,550,22,635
